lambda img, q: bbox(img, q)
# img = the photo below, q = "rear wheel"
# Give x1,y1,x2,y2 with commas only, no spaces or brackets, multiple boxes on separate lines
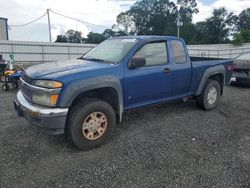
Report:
67,98,116,150
197,79,221,110
2,84,9,91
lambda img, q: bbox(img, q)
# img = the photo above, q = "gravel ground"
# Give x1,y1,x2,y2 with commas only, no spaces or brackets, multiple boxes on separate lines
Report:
0,86,249,188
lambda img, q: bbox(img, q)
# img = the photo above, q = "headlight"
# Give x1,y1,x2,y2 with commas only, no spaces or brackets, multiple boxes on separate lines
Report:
33,80,63,89
32,93,59,107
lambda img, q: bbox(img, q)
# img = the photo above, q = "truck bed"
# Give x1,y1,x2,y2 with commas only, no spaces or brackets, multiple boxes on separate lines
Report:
189,56,233,95
190,56,228,61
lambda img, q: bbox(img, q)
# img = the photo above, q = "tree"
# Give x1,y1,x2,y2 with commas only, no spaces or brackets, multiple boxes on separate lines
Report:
102,29,116,38
66,30,82,43
233,29,250,46
83,32,106,44
206,8,235,43
195,8,237,44
55,28,127,44
238,8,250,30
177,0,199,23
55,34,67,43
195,21,210,44
232,33,243,46
116,30,128,37
128,0,177,35
55,30,82,43
102,29,128,38
179,23,197,44
240,29,250,42
116,12,135,34
116,0,198,42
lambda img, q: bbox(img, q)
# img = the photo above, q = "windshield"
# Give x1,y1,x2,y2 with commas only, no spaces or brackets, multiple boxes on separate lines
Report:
83,38,138,64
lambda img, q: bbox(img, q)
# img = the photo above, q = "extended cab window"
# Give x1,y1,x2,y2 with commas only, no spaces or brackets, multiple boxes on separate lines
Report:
134,42,168,66
171,40,186,64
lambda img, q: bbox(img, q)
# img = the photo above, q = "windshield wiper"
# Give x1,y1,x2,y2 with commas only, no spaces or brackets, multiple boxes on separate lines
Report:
79,57,115,64
79,57,105,62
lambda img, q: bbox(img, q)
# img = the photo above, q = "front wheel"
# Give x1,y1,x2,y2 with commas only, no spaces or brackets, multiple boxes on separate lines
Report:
67,98,116,150
197,79,221,110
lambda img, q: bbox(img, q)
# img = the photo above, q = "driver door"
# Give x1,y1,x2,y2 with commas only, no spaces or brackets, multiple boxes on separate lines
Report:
124,41,173,109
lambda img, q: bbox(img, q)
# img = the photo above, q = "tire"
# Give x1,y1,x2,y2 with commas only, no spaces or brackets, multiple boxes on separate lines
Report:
67,98,116,150
12,82,19,89
197,79,221,110
2,84,9,91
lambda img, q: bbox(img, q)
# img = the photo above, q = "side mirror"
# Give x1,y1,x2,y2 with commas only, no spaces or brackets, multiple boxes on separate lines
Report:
128,56,146,69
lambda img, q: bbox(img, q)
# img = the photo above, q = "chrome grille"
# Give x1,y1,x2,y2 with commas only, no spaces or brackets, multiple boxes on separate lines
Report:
20,74,33,102
20,83,32,101
21,73,33,85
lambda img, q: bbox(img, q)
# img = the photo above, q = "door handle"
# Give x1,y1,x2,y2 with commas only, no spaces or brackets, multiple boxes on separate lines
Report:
163,68,171,73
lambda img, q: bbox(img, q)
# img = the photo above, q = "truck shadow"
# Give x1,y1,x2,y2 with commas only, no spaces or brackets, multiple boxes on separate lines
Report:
230,83,250,88
54,99,200,151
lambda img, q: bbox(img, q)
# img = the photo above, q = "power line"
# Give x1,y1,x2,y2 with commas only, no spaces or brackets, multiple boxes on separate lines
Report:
9,12,47,27
7,9,111,42
8,9,111,29
52,8,90,16
28,16,45,41
50,9,110,29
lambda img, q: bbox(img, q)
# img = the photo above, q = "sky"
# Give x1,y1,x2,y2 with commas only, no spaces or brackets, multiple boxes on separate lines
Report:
0,0,249,42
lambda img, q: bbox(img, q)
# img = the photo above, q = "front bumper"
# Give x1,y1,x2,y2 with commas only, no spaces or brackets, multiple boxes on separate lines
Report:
14,91,68,135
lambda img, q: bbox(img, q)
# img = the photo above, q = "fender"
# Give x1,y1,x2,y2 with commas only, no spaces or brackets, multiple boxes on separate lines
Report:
58,76,123,122
196,65,226,96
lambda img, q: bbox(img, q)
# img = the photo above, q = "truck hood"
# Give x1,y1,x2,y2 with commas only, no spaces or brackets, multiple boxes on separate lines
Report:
24,59,115,79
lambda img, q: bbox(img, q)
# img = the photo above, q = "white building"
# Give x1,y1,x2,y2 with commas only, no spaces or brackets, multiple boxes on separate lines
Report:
0,17,9,40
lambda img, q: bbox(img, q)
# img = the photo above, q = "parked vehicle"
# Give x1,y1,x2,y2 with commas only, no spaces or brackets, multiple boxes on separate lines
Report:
14,36,234,150
231,53,250,86
0,57,23,91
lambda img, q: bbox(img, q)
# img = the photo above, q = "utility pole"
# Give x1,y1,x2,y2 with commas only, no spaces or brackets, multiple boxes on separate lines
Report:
47,9,52,43
176,13,183,38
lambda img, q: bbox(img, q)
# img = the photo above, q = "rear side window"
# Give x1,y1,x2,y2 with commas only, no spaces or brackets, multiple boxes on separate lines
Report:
171,40,186,64
134,42,168,66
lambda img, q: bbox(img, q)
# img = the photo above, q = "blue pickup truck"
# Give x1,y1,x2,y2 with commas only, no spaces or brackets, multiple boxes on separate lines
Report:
14,36,233,150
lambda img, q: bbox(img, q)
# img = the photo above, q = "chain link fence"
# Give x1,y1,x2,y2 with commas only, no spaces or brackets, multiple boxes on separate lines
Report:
1,40,250,67
0,40,96,66
188,43,250,59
